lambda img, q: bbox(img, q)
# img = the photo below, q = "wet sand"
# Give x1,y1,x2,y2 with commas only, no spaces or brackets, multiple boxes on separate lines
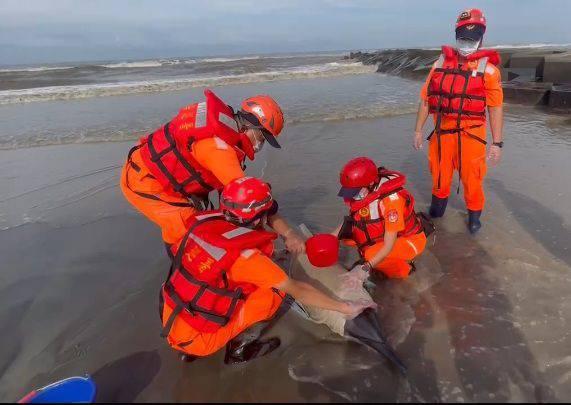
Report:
1,104,571,402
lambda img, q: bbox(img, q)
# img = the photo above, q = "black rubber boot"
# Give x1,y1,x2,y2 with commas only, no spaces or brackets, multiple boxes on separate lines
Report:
468,210,482,234
224,294,292,365
224,320,281,365
180,354,198,363
429,195,448,218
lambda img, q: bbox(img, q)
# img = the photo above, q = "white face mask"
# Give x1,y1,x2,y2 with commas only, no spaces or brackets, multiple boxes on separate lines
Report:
253,137,265,153
456,39,481,57
353,187,370,201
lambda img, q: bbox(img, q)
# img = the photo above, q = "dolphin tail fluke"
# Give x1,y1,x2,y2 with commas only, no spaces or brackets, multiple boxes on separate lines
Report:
344,308,407,376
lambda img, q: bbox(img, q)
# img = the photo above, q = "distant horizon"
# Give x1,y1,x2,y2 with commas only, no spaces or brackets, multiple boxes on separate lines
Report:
2,1,570,66
2,41,571,68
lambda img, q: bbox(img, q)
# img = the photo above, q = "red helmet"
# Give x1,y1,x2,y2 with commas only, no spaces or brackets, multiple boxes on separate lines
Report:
456,8,486,29
220,177,274,224
337,157,379,199
240,95,285,149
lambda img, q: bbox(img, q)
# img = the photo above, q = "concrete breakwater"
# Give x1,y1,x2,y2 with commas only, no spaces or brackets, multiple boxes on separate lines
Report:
348,47,571,110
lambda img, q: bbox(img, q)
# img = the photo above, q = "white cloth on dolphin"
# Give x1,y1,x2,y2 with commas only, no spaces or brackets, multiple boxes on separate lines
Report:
288,225,376,336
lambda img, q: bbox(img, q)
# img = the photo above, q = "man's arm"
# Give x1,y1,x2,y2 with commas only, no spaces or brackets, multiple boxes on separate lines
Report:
276,277,359,316
487,105,504,165
414,100,430,150
267,214,305,253
363,230,397,269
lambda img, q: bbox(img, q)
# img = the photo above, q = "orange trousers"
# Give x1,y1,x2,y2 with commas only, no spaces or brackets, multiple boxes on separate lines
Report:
162,288,284,357
362,232,427,279
120,149,198,244
428,128,488,211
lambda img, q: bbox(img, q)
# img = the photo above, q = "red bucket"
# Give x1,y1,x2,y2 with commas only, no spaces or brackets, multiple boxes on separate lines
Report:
305,234,339,268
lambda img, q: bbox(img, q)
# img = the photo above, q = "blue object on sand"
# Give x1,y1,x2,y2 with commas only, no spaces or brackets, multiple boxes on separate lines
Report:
19,376,96,403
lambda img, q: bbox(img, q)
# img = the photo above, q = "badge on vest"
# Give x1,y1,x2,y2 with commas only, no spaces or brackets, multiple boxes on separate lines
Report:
359,207,370,217
387,209,399,223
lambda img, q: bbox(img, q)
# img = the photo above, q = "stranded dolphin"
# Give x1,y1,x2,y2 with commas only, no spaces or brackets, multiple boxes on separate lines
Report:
289,225,407,375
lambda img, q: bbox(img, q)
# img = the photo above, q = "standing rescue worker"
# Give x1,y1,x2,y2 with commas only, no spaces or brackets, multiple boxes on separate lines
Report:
336,157,430,279
160,177,364,363
413,9,504,234
120,88,304,252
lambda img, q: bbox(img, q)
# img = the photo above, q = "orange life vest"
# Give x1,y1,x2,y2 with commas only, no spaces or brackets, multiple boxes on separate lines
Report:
160,212,277,337
344,169,422,252
138,89,254,199
427,46,500,124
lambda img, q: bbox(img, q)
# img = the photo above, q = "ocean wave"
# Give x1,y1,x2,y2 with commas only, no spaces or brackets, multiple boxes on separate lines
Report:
0,101,416,150
0,65,76,73
0,62,375,105
99,60,165,69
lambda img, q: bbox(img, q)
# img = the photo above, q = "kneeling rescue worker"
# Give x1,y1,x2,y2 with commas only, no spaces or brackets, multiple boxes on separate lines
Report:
413,8,504,234
120,89,304,252
160,177,363,363
337,157,431,279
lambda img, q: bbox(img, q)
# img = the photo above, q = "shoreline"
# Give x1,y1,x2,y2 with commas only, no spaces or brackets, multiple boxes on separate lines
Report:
348,46,571,111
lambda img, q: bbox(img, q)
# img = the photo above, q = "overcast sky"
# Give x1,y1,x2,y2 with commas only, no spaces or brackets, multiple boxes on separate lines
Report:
1,0,570,65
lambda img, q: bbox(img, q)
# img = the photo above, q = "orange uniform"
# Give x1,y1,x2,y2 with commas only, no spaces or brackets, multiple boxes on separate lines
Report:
162,248,287,357
361,193,427,279
120,137,245,244
420,55,503,211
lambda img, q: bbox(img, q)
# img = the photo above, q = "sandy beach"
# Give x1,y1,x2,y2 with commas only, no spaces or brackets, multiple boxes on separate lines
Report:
1,70,570,401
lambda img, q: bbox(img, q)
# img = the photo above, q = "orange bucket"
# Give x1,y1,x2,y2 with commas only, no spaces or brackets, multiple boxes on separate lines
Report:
305,234,339,268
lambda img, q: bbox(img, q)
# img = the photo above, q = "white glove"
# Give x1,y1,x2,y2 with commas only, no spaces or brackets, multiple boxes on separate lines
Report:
339,264,371,290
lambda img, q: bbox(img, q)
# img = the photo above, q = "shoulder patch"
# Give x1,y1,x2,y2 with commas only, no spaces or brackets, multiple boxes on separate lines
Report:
387,209,399,223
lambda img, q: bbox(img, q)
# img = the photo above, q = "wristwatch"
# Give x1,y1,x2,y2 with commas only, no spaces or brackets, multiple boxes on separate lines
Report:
492,141,504,148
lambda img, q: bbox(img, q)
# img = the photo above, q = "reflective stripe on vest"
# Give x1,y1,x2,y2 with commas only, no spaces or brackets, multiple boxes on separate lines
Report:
223,227,254,239
196,102,207,128
187,233,227,261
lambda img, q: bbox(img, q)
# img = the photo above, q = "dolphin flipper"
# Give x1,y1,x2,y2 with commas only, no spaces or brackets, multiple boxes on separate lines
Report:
344,308,407,375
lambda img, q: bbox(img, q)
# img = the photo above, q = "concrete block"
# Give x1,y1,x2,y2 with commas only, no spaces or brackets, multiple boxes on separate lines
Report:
502,82,552,105
543,53,571,84
549,84,571,109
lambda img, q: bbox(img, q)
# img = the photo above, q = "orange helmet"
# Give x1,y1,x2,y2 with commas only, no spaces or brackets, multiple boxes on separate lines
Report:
240,95,284,148
220,177,274,224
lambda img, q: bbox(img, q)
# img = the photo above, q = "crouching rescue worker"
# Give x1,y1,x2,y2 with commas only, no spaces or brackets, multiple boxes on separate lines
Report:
120,88,304,252
414,8,504,234
160,177,363,364
336,157,433,279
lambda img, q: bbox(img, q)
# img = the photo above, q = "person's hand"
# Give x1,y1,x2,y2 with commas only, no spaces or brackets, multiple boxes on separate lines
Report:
340,299,377,319
285,232,306,254
414,131,424,150
487,145,502,166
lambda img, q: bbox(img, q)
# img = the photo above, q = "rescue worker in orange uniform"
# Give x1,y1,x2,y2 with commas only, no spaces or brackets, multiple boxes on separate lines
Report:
160,177,365,363
413,8,504,234
120,88,305,252
336,157,430,279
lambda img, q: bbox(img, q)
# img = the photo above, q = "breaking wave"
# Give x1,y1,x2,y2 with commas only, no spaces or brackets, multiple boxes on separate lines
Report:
0,62,374,105
0,101,416,150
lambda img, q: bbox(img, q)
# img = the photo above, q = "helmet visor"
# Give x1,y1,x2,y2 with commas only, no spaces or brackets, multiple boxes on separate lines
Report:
455,24,485,41
337,186,363,199
239,111,281,149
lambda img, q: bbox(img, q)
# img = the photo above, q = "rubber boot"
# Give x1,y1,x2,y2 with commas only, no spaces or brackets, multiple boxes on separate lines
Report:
224,320,281,365
180,354,197,363
429,195,448,218
468,210,482,234
224,294,293,365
